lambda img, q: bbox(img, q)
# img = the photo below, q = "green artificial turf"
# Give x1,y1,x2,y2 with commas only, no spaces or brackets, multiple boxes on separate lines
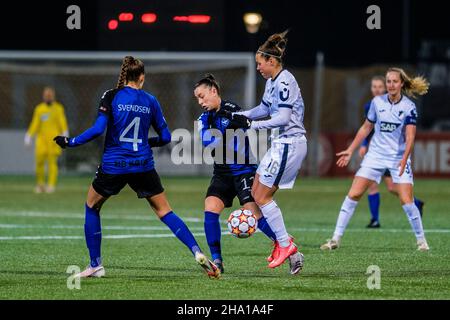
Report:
0,176,449,299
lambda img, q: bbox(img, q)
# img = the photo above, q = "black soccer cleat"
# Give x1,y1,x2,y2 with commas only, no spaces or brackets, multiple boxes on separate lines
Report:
366,219,380,228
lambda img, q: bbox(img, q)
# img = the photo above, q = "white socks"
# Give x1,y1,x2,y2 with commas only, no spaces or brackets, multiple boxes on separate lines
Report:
260,200,290,247
333,196,359,241
402,203,425,241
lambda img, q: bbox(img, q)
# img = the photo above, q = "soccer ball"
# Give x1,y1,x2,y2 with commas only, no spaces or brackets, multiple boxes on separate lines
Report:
227,208,258,239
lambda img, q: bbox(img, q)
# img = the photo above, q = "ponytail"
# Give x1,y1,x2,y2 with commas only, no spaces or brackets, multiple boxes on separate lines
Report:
116,56,145,89
387,67,430,98
257,29,289,62
116,56,133,89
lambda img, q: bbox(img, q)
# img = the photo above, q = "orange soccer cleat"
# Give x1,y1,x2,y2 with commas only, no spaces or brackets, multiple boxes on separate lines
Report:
268,239,298,269
267,241,279,263
267,235,294,262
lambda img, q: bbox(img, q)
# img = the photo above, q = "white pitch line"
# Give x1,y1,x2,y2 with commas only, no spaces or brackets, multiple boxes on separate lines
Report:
0,223,449,233
0,226,449,241
0,210,202,223
0,224,205,231
0,232,214,241
289,227,450,234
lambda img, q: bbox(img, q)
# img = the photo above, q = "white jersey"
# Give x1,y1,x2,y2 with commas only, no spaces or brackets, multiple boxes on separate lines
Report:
362,94,418,169
261,69,306,143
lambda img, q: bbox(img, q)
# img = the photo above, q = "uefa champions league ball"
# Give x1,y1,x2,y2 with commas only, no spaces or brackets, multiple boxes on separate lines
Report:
227,208,258,239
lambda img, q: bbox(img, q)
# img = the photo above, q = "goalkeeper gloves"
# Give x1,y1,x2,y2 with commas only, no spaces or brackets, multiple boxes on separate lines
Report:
53,136,69,149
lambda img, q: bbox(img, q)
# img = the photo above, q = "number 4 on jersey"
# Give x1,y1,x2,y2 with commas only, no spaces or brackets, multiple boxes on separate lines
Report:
119,117,142,151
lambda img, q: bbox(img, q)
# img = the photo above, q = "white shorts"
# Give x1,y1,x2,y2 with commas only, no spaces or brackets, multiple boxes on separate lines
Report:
256,137,307,189
355,159,414,185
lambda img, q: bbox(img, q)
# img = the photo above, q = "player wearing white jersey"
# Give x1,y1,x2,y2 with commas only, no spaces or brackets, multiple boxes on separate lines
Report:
321,68,430,252
359,76,425,228
219,30,306,271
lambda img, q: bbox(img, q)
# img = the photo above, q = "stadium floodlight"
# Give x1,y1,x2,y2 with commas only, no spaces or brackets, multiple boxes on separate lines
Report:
243,13,262,34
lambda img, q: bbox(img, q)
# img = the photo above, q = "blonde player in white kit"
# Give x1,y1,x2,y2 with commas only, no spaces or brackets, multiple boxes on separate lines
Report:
321,67,430,251
221,30,307,271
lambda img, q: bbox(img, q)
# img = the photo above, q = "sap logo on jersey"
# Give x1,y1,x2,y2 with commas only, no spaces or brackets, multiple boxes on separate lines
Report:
380,121,401,132
117,104,151,114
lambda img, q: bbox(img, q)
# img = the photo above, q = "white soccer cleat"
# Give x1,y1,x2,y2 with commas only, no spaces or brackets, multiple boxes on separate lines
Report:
288,252,304,275
74,265,105,278
320,239,340,250
195,252,221,279
417,240,430,251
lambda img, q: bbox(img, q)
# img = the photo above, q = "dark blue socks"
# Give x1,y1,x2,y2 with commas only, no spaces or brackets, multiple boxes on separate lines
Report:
204,211,222,261
84,203,102,268
368,193,380,222
257,216,277,241
161,211,201,256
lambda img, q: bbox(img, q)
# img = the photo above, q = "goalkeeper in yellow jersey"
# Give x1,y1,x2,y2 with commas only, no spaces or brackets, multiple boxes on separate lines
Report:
25,87,68,193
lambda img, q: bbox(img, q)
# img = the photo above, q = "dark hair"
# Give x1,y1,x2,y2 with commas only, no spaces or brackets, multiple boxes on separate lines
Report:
194,73,221,95
257,29,289,62
116,56,145,89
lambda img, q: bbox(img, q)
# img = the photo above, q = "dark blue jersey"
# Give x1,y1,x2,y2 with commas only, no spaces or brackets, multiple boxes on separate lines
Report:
69,87,169,174
362,101,374,147
197,100,257,176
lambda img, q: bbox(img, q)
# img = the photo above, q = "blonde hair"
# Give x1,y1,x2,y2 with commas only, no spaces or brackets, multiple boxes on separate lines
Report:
387,67,429,98
257,29,289,63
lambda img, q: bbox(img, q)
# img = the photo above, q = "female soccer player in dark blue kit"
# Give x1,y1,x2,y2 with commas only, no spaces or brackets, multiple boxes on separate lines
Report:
194,74,303,275
54,56,220,279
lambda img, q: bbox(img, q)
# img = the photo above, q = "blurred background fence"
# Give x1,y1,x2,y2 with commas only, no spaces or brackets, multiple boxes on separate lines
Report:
0,49,449,177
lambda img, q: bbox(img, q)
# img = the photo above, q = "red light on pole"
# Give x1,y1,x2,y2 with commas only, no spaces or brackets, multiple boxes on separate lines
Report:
108,19,119,30
173,15,211,24
118,12,134,22
141,13,157,23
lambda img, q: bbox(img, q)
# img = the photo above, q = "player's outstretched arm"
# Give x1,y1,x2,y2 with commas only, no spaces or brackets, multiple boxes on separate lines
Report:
148,125,171,147
235,101,269,120
250,107,291,130
336,120,374,167
54,113,108,149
